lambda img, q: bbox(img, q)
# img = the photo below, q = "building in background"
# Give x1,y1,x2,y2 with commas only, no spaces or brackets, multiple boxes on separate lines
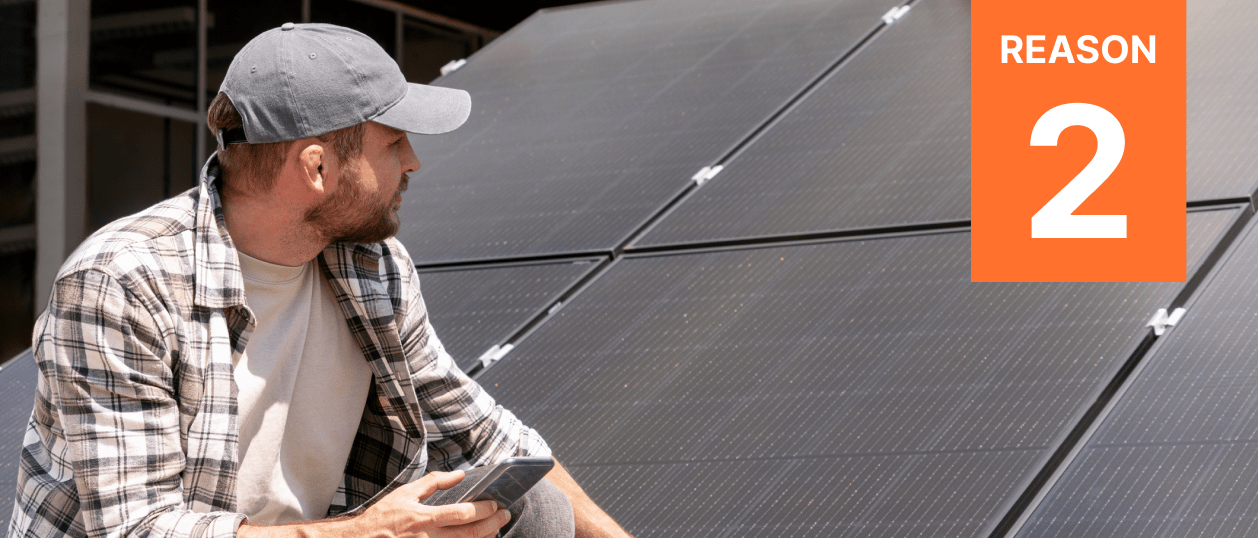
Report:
0,0,582,361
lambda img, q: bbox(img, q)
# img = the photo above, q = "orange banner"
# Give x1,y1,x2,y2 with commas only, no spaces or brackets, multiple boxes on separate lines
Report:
972,1,1186,282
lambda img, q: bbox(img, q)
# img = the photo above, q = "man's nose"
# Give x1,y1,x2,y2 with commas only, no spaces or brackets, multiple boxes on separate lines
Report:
402,135,421,174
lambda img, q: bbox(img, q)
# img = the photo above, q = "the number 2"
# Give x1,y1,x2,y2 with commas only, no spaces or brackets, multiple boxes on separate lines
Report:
1030,103,1126,238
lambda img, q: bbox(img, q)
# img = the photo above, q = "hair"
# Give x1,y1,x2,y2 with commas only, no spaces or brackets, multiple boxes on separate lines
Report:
206,92,366,195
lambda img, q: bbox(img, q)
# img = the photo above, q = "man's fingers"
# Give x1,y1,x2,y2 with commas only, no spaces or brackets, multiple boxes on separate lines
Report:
401,469,465,500
444,508,510,537
431,500,500,527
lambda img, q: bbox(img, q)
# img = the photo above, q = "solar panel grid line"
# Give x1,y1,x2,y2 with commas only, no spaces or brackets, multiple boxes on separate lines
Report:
625,220,972,257
417,257,605,371
397,0,913,263
990,208,1256,538
413,248,614,271
456,256,617,376
474,208,1238,536
631,0,974,249
1013,220,1260,538
683,0,906,170
1149,441,1255,538
505,241,821,424
574,230,978,529
485,1,903,263
663,233,977,456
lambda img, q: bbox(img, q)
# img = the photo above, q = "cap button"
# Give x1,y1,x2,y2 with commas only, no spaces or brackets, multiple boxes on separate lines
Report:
281,22,295,30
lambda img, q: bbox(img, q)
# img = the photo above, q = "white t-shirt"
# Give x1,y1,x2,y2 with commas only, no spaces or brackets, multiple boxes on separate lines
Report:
234,252,375,525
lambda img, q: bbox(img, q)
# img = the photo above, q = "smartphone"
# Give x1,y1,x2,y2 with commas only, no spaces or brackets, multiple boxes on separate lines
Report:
456,457,555,509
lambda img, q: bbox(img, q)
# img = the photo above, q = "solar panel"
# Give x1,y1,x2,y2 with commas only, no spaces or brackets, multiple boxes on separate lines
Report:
1014,221,1257,538
419,258,601,371
636,0,1256,249
395,0,901,263
477,208,1240,537
0,350,36,532
634,0,970,249
1187,0,1257,202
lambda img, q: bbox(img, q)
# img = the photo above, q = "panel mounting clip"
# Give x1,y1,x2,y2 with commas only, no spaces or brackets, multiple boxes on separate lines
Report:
691,165,724,186
440,58,467,76
1147,307,1186,336
548,302,564,316
477,343,515,368
882,5,911,24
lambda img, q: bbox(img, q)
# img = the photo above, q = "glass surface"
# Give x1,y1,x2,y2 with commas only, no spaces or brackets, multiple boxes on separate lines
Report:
90,0,201,108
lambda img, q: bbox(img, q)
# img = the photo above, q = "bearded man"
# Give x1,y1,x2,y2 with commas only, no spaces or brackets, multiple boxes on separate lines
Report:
9,23,630,538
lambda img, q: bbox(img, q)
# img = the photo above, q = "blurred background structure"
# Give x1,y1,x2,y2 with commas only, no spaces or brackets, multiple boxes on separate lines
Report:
1,0,1256,536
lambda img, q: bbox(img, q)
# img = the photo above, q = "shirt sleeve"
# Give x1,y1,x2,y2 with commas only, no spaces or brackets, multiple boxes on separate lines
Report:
17,268,245,538
389,247,551,472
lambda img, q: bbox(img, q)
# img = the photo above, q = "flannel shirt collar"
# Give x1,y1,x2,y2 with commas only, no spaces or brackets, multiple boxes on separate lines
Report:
193,154,248,309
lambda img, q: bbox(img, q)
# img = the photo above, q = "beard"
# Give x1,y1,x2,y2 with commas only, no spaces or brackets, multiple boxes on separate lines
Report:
305,164,408,244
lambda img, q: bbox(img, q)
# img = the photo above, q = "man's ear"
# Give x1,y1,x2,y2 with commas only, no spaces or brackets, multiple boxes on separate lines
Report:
298,143,326,193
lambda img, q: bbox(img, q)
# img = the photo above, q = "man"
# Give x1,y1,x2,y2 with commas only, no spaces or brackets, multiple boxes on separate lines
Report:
9,23,631,538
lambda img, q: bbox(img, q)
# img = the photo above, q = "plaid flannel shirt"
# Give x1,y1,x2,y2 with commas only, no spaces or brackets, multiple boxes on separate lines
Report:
8,156,550,538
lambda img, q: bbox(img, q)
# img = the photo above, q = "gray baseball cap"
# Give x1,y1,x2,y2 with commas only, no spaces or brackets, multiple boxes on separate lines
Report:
219,22,470,144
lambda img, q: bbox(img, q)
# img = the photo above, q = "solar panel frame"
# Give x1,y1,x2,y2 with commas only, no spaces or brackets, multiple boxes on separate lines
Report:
419,256,605,372
478,207,1243,537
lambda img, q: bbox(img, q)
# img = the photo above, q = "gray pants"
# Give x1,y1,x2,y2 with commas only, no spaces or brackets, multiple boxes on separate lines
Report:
422,466,575,538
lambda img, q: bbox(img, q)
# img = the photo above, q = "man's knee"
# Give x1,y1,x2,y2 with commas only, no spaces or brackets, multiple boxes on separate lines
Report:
504,477,574,538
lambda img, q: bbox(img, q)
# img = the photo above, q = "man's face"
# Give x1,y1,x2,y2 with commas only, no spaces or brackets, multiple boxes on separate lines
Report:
305,122,420,244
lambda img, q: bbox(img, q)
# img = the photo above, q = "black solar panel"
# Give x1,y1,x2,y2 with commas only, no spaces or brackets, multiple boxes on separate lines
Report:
1187,0,1257,202
1015,221,1257,538
478,209,1239,537
420,258,600,371
395,0,901,263
635,0,971,248
0,350,36,533
636,0,1256,249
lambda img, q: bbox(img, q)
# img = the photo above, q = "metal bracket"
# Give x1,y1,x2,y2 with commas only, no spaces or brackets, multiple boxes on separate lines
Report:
440,58,467,76
477,343,515,368
691,165,724,186
1147,307,1186,336
882,5,911,24
548,302,564,316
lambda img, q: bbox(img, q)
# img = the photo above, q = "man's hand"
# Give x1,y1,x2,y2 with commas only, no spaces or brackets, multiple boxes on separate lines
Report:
238,470,511,538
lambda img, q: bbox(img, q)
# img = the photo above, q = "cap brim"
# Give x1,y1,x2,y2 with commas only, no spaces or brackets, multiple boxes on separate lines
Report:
372,83,471,135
